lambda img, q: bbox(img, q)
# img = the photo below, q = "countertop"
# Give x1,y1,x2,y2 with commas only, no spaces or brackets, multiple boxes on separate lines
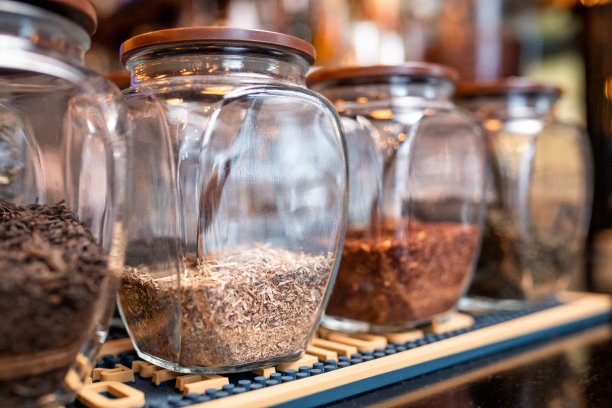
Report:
324,323,612,407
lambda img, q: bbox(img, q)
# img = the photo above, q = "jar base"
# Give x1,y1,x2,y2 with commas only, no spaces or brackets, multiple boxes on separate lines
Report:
458,294,559,312
132,348,304,374
320,313,443,334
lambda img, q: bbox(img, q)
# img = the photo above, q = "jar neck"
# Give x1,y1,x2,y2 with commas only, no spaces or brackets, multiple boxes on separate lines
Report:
0,2,90,65
313,79,455,110
125,45,311,87
457,93,558,120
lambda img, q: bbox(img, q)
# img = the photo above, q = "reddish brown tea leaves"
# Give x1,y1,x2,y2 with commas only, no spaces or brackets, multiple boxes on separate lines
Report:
326,219,480,327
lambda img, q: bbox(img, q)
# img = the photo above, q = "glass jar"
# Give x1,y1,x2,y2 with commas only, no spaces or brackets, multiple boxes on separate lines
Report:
455,78,593,308
118,27,347,373
0,1,127,407
307,63,486,333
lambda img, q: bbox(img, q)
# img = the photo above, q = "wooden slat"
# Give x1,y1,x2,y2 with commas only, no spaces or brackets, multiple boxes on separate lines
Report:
305,345,338,361
175,374,205,391
77,381,145,408
138,364,164,379
428,313,474,334
151,369,180,386
384,330,424,344
323,332,387,351
310,338,358,357
92,364,134,383
252,366,276,377
97,338,134,359
130,360,152,374
276,354,319,371
182,375,229,396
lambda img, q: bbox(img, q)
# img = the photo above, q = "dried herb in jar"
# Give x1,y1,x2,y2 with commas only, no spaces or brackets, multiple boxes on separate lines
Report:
326,219,480,328
468,206,575,300
120,245,333,369
0,202,108,406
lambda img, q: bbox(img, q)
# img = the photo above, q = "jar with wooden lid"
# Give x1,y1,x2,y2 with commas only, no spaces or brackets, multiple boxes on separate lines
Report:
456,78,593,308
0,1,129,406
308,63,486,333
118,27,347,372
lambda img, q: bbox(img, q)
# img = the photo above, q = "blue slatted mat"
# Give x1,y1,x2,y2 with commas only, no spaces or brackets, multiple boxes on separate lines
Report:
71,292,612,408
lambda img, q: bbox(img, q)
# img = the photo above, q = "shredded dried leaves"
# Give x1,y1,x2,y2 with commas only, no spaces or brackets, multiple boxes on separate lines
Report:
120,245,333,368
326,219,480,327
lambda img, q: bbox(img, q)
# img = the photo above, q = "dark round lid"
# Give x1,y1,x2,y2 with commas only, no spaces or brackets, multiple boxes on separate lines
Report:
306,62,460,88
120,27,316,65
455,77,562,97
17,0,97,35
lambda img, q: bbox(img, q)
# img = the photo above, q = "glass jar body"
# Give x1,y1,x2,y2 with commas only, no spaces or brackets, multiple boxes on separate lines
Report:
312,79,486,333
119,44,347,372
458,93,593,307
0,3,125,407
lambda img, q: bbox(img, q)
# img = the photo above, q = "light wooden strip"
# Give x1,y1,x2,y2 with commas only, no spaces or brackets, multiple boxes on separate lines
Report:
184,292,612,408
325,332,387,351
384,330,424,344
130,360,152,374
92,365,134,383
428,313,475,334
252,366,276,377
97,338,134,359
77,381,145,408
276,354,319,371
175,374,205,391
182,375,229,396
311,338,358,357
139,364,164,378
152,369,180,386
305,345,338,361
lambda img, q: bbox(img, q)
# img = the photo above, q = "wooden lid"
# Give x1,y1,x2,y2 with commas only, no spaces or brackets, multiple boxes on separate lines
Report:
19,0,97,35
120,27,316,65
455,77,562,97
307,63,459,87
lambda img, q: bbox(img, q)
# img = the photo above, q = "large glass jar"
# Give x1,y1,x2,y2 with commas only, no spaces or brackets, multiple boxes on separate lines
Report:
307,64,486,333
118,27,347,373
456,78,593,308
0,1,127,407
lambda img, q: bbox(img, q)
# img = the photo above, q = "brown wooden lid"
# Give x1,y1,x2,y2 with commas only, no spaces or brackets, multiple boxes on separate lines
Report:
306,63,460,87
19,0,97,35
455,77,562,97
120,27,316,65
105,71,131,90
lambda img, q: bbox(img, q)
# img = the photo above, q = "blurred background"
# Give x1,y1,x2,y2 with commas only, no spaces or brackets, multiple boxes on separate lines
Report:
86,0,612,293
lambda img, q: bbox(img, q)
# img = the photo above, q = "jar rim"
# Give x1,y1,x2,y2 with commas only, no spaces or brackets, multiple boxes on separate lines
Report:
455,77,562,97
306,62,459,87
15,0,97,35
120,26,316,66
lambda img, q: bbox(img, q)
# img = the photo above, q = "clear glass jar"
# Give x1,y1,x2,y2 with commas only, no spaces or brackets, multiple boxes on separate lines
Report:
118,27,347,373
0,1,127,407
307,63,486,333
456,78,593,308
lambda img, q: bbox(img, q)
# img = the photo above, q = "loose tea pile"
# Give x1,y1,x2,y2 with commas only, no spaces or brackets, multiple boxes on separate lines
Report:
120,245,333,368
0,202,108,406
469,207,575,300
326,219,480,328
